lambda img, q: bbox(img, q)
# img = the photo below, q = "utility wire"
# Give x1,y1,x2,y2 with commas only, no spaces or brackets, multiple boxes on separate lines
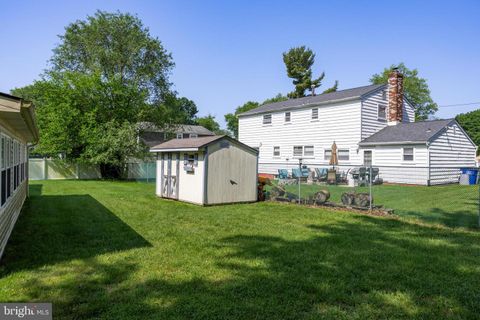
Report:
438,102,480,108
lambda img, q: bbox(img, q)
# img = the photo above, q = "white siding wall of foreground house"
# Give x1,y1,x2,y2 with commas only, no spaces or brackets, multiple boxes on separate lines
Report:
428,122,477,185
239,100,362,174
0,125,30,259
360,144,429,185
361,89,415,139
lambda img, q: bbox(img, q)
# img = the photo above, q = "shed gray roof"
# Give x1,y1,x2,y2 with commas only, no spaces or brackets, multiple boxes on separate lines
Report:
150,135,259,154
239,84,385,117
359,119,455,146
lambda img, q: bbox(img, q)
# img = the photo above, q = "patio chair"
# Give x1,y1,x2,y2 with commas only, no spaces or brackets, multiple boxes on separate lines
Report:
292,168,302,179
278,169,289,180
315,168,328,182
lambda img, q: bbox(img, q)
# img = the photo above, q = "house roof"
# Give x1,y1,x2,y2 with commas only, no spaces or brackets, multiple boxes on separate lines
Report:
238,84,385,117
359,119,455,146
0,92,39,142
137,122,215,135
150,135,259,154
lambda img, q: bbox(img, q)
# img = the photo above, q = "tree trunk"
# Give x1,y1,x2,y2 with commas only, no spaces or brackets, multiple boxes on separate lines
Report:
100,163,123,179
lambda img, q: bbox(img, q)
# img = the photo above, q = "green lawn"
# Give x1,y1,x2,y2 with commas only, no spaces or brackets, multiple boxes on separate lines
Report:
279,183,478,229
0,180,479,319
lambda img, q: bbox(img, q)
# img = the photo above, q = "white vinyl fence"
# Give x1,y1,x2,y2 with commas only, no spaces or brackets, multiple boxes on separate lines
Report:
29,159,156,181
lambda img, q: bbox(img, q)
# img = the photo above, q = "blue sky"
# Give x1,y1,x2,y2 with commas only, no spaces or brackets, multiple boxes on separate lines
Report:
1,1,479,127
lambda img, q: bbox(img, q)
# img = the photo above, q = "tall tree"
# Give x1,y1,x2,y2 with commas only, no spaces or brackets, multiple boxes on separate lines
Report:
195,114,224,134
224,94,288,138
282,46,337,98
370,63,438,120
12,11,194,178
456,109,480,155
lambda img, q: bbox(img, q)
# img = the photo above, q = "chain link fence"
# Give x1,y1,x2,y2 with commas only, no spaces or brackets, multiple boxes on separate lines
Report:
266,166,479,229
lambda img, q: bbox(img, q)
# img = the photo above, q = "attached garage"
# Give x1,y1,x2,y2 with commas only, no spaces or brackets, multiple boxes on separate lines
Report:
151,135,258,205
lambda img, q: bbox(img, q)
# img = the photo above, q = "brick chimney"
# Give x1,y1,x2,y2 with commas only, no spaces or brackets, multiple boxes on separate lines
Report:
387,68,404,126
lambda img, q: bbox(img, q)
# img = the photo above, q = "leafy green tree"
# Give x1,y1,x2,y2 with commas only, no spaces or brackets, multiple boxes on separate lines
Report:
12,11,194,178
282,46,337,98
456,109,480,154
195,114,223,134
370,63,438,120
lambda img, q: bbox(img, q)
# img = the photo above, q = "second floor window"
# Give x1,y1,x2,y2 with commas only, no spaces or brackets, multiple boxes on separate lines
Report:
312,108,318,120
176,133,183,139
189,133,198,138
378,104,387,120
285,112,291,122
263,114,272,124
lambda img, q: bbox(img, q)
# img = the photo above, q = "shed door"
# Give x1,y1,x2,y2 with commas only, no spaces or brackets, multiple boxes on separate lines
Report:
161,153,180,199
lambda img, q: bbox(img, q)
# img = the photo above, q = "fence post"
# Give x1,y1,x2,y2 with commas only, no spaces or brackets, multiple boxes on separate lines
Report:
369,165,373,211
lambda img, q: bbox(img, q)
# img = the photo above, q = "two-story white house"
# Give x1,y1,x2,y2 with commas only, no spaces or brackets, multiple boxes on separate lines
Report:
238,70,477,185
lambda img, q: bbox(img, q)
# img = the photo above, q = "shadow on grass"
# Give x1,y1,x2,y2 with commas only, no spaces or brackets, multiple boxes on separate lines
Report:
0,184,151,274
10,214,480,319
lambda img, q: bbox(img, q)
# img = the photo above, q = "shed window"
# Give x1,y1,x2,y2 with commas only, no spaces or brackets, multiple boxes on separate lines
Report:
176,133,183,139
285,112,291,122
338,149,350,161
263,114,272,125
304,146,314,157
378,104,387,120
273,146,280,157
293,146,303,157
312,108,318,120
324,149,332,160
403,147,414,161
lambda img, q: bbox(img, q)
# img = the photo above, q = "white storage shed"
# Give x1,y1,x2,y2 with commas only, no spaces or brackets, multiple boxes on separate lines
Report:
150,135,258,205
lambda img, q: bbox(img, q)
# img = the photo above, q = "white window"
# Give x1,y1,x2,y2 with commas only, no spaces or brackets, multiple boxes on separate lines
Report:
403,147,414,161
378,104,387,120
285,112,291,122
189,133,198,138
324,149,332,160
273,146,280,157
312,108,318,120
364,150,372,166
304,145,314,157
293,146,303,157
338,149,350,161
176,133,183,139
263,114,272,125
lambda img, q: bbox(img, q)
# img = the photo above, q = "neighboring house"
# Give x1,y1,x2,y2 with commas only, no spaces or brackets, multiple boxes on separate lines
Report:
150,135,258,205
138,122,215,148
238,70,477,185
0,92,39,260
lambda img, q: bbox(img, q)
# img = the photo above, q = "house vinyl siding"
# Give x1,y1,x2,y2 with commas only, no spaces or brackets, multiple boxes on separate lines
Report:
428,122,477,185
360,144,429,185
361,90,415,140
239,100,362,174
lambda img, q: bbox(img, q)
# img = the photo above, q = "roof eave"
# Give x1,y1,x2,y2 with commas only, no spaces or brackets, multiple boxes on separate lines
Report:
150,147,200,153
359,141,428,147
238,96,361,117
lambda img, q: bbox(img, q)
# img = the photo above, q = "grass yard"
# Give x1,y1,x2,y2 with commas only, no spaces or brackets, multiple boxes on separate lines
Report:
280,183,479,229
0,180,479,319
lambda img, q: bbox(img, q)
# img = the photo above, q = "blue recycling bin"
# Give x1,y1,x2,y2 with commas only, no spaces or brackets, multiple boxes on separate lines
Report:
460,168,479,185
